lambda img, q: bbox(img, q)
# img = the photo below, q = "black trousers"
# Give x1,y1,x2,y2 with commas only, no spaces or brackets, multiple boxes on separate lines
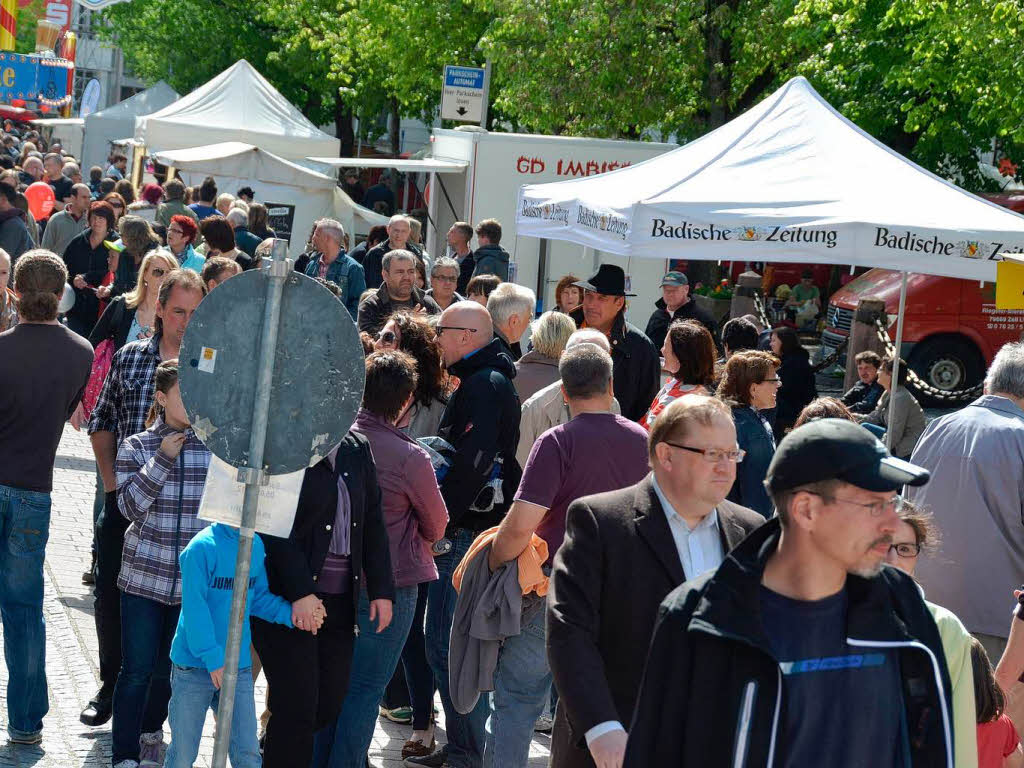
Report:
94,490,128,692
252,591,355,768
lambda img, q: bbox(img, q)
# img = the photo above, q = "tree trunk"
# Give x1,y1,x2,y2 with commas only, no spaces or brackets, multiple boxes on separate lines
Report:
335,98,355,157
389,97,401,206
703,0,735,132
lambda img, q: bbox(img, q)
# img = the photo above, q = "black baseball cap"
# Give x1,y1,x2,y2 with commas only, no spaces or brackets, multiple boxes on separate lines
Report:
765,419,929,493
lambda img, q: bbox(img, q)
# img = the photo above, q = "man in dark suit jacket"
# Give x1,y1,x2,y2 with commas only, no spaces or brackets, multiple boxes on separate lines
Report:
547,395,765,768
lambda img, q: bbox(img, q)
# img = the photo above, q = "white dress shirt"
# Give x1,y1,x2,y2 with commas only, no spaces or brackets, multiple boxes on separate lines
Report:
651,475,725,580
584,476,725,748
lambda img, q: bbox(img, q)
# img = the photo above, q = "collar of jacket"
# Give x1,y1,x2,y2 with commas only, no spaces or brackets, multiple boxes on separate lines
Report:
568,305,628,346
377,282,426,309
972,394,1024,419
517,349,557,368
688,517,919,654
353,407,418,446
147,415,198,443
448,336,516,380
0,207,24,224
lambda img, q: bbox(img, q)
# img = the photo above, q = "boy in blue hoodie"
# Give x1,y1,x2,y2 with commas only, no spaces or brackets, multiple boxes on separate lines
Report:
164,522,304,768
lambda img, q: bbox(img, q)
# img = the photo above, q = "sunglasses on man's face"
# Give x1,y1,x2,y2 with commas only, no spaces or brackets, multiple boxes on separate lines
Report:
377,330,397,345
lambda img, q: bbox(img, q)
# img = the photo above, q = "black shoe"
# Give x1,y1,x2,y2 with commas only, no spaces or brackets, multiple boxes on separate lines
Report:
403,744,449,767
79,691,112,727
81,569,95,585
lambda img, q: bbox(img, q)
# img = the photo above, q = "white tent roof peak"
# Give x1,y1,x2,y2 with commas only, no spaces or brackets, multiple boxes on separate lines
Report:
135,60,340,160
517,75,1024,281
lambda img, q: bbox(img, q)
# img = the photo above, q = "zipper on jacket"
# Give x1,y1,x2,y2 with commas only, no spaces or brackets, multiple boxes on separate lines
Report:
691,624,783,768
732,680,757,768
173,449,184,601
846,637,953,768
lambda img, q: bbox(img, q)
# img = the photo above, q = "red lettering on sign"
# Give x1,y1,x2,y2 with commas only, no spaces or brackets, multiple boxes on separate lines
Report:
516,156,546,174
45,0,71,32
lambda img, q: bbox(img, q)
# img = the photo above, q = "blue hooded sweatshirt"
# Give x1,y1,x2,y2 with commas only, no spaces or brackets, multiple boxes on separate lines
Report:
170,523,292,672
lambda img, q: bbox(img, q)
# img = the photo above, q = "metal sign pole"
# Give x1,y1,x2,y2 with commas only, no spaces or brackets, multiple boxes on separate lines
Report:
885,270,909,453
210,241,290,768
479,60,491,128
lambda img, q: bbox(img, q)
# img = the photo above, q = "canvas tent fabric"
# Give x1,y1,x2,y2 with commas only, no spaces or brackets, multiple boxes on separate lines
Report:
136,60,340,161
82,81,179,169
151,142,387,257
516,76,1024,282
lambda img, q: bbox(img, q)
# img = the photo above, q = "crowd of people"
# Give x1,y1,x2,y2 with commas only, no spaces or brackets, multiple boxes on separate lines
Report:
0,127,1023,768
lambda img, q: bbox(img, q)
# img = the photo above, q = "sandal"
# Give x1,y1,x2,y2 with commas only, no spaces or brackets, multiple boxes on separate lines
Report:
402,737,436,759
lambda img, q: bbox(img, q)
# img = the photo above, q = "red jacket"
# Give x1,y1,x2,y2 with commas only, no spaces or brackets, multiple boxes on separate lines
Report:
353,408,449,588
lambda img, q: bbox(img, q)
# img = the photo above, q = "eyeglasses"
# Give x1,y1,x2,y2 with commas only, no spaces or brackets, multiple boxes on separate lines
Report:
151,268,167,277
436,326,478,335
888,542,921,558
803,491,904,517
377,330,397,345
662,442,745,464
167,228,184,236
433,274,458,283
760,377,781,384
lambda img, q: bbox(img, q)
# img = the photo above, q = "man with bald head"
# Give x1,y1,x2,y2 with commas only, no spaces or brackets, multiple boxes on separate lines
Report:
412,300,522,768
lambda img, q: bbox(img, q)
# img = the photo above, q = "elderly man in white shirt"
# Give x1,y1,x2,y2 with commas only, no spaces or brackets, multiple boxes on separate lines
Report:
908,341,1024,664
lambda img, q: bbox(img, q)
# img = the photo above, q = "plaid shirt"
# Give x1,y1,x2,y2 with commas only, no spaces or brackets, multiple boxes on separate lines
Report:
116,419,212,605
88,335,162,442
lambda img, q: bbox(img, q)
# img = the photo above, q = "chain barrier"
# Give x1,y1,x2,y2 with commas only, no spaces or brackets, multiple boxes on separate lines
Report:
872,317,983,402
752,290,771,330
812,336,848,373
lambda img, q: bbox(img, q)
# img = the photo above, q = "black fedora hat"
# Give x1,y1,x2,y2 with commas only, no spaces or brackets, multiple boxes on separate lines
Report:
573,264,635,297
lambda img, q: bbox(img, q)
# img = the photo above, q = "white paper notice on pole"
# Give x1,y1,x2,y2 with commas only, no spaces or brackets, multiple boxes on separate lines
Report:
198,454,302,538
441,65,485,122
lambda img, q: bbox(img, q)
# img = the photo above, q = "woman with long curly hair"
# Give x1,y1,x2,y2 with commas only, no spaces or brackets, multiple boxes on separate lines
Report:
373,311,451,439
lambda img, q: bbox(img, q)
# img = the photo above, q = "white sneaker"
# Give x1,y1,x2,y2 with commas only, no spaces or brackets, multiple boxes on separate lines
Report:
113,761,139,768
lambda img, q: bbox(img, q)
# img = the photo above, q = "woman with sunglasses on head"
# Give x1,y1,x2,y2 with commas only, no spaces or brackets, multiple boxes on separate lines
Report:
885,502,979,768
715,349,781,518
90,249,179,352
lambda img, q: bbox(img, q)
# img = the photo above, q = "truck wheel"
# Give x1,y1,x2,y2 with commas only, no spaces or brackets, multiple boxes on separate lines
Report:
907,336,984,407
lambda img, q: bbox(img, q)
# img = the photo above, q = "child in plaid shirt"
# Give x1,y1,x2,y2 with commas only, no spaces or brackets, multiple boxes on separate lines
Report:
111,359,212,768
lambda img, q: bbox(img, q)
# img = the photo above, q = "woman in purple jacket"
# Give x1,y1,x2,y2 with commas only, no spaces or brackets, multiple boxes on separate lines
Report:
312,350,449,767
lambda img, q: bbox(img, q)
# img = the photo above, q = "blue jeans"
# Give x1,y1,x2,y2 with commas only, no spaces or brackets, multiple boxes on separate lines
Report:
164,664,260,768
425,529,488,768
483,603,551,768
312,584,418,767
0,485,51,739
111,592,180,763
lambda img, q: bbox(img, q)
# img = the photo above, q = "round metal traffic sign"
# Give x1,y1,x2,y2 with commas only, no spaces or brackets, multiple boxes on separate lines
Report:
179,268,364,475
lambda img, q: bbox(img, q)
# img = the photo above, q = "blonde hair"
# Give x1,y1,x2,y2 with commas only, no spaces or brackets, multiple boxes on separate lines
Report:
124,249,178,309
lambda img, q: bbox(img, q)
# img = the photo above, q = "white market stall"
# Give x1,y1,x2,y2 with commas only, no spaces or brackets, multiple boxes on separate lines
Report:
82,81,179,169
137,61,340,161
152,142,388,257
30,117,84,160
517,75,1024,445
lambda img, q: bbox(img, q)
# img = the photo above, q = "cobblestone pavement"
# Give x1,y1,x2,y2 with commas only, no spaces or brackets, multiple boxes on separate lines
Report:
0,425,551,767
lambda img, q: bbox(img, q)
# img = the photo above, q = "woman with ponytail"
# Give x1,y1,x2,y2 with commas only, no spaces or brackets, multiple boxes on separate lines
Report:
109,359,213,768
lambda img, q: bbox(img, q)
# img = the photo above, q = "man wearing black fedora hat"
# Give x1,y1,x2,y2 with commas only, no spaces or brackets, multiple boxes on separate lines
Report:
624,419,953,768
568,264,660,422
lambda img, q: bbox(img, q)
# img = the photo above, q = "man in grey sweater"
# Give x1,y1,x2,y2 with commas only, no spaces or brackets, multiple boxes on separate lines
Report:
41,183,90,258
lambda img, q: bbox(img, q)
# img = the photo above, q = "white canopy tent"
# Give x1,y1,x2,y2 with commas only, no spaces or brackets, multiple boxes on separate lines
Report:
82,81,179,169
137,61,340,161
151,142,388,257
518,75,1024,446
517,76,1024,283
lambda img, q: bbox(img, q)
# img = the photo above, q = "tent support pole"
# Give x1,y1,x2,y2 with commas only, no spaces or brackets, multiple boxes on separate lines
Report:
885,271,909,453
536,238,548,312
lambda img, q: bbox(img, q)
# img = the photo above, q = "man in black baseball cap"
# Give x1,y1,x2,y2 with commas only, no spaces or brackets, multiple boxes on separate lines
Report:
624,419,953,768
